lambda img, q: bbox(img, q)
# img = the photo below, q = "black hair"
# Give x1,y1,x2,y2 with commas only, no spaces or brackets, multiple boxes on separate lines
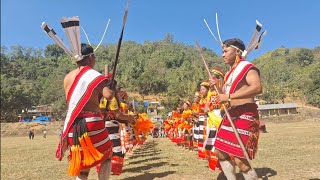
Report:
202,85,210,90
77,43,94,66
223,38,245,51
81,43,94,56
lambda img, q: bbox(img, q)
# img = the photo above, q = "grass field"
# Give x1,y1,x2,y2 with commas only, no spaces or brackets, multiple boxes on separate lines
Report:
1,114,320,179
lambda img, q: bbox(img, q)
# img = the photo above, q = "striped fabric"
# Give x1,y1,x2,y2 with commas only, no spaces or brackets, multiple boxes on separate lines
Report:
204,125,217,151
67,115,113,169
105,120,124,158
56,66,108,161
204,109,221,151
214,103,260,159
224,60,257,94
193,123,199,143
197,115,207,159
198,115,206,143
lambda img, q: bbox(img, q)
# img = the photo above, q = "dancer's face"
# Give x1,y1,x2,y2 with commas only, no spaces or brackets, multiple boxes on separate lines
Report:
222,46,237,66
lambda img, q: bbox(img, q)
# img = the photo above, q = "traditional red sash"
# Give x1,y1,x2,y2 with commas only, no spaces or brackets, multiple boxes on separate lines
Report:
224,60,258,94
56,66,107,160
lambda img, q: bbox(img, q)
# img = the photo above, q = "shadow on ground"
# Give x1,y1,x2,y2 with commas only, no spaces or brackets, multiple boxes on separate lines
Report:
256,167,277,180
129,152,161,159
128,141,161,159
120,171,176,180
216,167,277,180
121,139,178,179
128,157,162,165
122,162,169,173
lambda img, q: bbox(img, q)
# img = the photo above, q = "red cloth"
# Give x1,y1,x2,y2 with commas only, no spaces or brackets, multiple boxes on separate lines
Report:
56,66,108,161
67,113,113,170
214,103,260,159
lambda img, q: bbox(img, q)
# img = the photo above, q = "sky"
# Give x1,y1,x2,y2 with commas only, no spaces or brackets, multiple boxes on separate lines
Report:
1,0,320,60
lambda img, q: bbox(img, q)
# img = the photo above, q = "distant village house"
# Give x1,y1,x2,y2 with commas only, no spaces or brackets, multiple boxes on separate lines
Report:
258,103,298,117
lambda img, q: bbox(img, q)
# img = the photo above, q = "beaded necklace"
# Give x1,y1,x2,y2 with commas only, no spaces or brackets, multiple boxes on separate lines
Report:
224,55,243,95
224,60,241,86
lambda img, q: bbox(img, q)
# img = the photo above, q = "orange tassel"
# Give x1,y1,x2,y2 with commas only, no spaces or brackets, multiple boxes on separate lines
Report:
67,145,81,176
67,146,76,176
74,145,81,174
79,136,95,166
83,133,104,161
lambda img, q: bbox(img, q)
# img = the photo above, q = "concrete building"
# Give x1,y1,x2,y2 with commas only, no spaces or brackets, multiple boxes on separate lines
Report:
258,103,298,117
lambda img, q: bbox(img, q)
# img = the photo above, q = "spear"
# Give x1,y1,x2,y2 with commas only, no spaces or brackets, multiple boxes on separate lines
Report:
104,64,109,76
110,2,129,90
195,40,256,172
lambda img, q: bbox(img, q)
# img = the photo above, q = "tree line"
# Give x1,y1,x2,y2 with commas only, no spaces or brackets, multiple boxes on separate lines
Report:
1,34,319,121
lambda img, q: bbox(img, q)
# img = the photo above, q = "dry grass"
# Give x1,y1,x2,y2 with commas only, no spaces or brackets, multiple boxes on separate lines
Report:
2,109,320,179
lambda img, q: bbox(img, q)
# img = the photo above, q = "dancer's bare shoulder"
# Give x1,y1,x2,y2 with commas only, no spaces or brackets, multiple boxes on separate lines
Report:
64,68,82,97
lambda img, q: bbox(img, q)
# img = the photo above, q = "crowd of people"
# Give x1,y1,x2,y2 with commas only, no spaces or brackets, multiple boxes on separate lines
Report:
164,67,226,171
42,10,264,179
27,129,47,139
49,40,262,180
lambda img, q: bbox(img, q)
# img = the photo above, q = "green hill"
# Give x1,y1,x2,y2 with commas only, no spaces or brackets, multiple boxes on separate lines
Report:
252,47,320,106
1,35,319,121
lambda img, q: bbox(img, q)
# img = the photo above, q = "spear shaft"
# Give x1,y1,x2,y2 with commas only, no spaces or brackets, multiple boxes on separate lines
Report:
110,3,129,89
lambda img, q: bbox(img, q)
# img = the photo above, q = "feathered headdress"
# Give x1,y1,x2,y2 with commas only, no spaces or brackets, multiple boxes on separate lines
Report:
41,16,110,62
204,13,267,58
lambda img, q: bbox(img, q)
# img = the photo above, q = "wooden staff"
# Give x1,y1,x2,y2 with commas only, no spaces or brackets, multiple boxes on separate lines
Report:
104,64,109,75
132,98,136,114
195,40,256,171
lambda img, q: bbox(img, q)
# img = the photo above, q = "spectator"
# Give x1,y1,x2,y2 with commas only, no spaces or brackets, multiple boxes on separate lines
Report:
31,130,34,140
28,130,33,140
43,129,47,139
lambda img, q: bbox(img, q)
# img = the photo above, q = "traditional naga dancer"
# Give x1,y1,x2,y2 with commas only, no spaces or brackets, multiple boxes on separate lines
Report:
42,16,115,179
203,68,225,171
191,91,201,150
198,13,266,180
100,80,137,175
196,81,210,159
98,3,138,176
180,100,193,150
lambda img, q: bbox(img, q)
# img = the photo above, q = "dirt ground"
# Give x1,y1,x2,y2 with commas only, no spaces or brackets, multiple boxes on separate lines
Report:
1,107,320,179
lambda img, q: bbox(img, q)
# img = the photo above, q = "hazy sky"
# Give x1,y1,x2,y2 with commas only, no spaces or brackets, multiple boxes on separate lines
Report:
1,0,319,60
